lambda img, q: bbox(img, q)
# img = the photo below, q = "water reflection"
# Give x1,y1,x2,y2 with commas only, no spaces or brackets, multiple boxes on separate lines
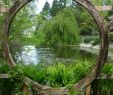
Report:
16,45,38,64
10,45,96,64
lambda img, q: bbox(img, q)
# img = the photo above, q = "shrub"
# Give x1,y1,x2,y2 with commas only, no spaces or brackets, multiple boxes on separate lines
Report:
83,36,100,45
102,63,113,74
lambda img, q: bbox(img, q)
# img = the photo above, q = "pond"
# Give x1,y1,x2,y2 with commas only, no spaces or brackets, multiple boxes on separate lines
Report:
10,45,96,64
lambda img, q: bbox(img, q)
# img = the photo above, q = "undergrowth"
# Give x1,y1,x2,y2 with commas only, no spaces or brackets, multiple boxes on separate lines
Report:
15,59,92,87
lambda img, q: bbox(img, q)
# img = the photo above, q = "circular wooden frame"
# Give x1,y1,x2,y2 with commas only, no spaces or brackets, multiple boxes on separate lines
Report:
2,0,108,91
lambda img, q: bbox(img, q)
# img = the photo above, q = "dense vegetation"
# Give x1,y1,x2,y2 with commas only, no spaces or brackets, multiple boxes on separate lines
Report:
9,0,101,47
0,58,92,88
0,0,112,47
0,0,113,95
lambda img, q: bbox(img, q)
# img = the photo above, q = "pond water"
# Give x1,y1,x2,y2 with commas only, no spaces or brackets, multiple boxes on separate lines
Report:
10,45,96,64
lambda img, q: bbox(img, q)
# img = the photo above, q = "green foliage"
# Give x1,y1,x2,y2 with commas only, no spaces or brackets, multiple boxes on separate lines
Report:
50,0,66,17
0,59,113,94
39,7,80,46
0,60,24,95
0,0,12,7
92,80,113,95
0,43,1,50
17,63,48,84
91,0,103,6
91,0,113,22
91,0,113,6
74,6,98,35
9,1,37,44
102,63,113,74
34,30,46,46
15,59,92,87
0,59,10,73
41,1,51,20
9,0,108,47
0,15,3,49
108,32,113,42
83,36,100,45
0,59,92,88
0,14,4,30
8,66,24,95
67,85,79,95
42,1,50,13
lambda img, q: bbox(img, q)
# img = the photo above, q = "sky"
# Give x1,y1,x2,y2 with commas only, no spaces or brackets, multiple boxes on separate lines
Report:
35,0,54,13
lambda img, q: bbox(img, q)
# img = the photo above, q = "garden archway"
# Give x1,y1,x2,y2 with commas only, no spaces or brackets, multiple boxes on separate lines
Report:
2,0,109,91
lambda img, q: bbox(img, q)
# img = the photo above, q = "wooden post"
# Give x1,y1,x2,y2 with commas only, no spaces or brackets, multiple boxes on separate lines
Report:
22,84,31,95
95,6,113,11
85,79,91,95
85,84,91,95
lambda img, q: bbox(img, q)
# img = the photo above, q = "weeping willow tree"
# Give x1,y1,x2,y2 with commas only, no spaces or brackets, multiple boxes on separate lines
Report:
38,7,80,46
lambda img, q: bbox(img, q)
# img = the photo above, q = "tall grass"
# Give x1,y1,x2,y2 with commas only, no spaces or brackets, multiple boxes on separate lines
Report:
15,59,92,87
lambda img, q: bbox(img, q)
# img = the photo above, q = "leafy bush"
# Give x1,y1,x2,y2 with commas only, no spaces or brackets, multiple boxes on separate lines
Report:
0,59,24,95
75,6,98,36
102,63,113,74
83,36,100,45
46,60,92,87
